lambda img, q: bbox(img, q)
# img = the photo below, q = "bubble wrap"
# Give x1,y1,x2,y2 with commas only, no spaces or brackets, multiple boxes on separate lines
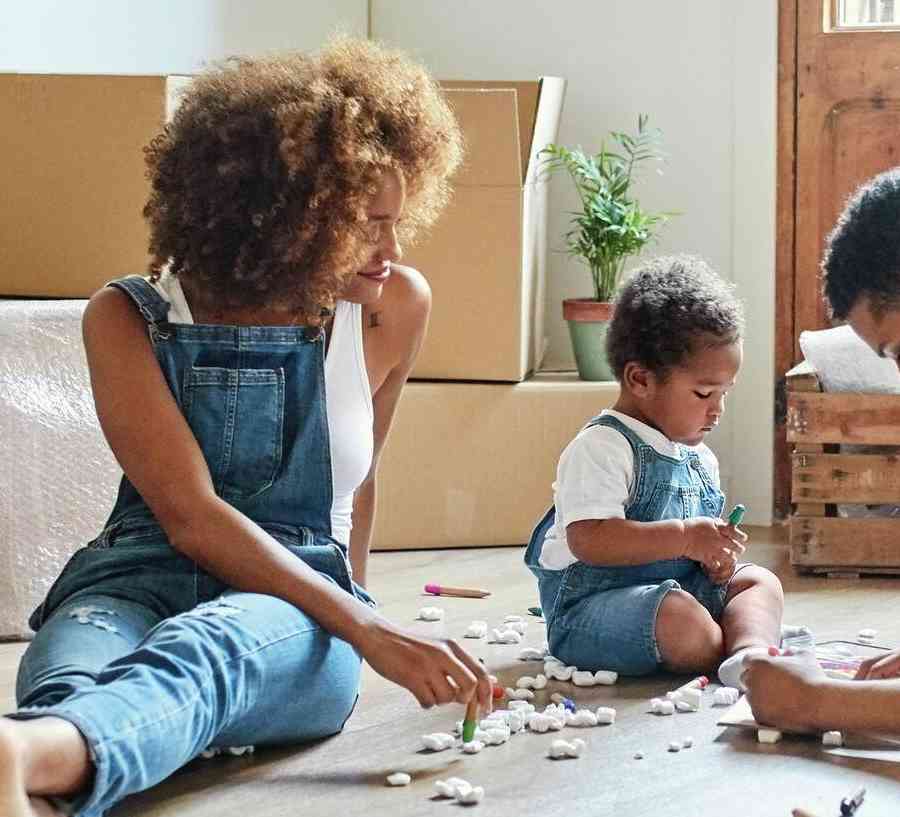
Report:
0,300,120,639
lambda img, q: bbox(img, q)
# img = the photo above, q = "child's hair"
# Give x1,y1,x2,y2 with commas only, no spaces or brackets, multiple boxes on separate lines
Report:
822,167,900,321
606,255,744,381
143,36,463,323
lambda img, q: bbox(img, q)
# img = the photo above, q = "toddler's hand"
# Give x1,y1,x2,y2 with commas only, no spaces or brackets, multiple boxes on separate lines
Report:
682,517,745,577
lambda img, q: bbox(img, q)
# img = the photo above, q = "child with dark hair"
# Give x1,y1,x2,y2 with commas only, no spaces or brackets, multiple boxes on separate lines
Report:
743,168,900,734
525,255,783,686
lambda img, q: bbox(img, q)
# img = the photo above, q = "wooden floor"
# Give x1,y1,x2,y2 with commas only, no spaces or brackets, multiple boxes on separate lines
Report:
2,526,900,816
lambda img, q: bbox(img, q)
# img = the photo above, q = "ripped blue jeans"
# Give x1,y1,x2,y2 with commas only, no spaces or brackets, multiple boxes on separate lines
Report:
12,543,362,817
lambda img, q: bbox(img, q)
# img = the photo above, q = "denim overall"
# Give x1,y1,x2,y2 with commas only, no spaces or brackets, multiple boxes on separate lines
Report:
524,414,727,675
12,276,371,817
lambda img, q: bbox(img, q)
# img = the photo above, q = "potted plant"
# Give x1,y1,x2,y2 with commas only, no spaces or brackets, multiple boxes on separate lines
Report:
541,115,673,381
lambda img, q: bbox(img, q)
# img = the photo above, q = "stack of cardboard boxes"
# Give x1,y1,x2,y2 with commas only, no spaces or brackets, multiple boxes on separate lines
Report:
0,73,619,552
371,78,619,550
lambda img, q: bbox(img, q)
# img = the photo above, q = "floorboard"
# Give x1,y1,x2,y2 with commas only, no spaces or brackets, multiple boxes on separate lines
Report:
3,526,899,816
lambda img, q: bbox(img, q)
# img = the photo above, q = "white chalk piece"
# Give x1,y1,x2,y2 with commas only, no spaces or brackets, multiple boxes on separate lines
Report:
682,737,693,749
634,751,644,760
417,606,444,622
757,728,782,744
464,620,487,639
421,732,456,751
515,675,536,689
518,647,545,661
505,687,534,700
532,673,548,690
504,614,524,623
504,619,527,635
434,778,469,798
462,740,485,754
566,709,599,727
858,628,877,642
712,686,741,707
548,738,586,759
822,730,843,747
508,700,535,713
668,741,681,753
224,746,254,756
595,706,616,725
650,698,675,716
544,662,575,681
456,784,485,805
386,772,411,786
571,670,597,687
490,628,523,644
593,670,618,685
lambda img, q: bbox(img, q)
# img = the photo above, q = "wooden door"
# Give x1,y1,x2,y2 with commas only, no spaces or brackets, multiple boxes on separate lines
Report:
774,0,900,518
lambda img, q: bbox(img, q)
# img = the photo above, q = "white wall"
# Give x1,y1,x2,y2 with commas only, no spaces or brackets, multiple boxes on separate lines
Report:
0,0,366,74
373,0,777,524
2,0,777,524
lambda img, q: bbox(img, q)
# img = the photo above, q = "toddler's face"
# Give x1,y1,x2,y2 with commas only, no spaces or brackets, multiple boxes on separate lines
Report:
646,340,742,446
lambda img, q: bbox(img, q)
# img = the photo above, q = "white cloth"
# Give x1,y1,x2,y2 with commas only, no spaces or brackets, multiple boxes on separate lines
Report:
799,324,900,394
150,272,373,544
539,409,720,569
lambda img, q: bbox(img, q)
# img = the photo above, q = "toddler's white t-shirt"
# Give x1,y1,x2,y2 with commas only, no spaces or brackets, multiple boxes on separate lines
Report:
538,409,720,569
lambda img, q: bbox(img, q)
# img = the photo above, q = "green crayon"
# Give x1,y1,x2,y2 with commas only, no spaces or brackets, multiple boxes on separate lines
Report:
727,504,746,526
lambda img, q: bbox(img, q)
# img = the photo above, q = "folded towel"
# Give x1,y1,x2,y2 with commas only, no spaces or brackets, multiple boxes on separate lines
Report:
799,324,900,394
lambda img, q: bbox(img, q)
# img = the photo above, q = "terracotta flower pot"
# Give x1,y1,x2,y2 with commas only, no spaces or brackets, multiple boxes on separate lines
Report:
562,298,615,381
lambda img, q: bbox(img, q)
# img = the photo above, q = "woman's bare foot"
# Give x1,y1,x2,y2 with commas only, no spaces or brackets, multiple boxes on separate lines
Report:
0,718,37,817
0,716,90,816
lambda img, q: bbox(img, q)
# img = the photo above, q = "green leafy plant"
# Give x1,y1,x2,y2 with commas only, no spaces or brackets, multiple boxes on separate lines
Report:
541,115,673,302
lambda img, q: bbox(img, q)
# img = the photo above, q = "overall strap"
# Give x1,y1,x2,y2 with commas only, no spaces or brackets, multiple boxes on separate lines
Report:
586,413,647,454
107,275,171,327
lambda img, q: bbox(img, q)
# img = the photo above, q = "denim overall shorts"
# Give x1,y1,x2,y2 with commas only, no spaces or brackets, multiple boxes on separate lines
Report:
524,414,727,675
29,274,372,631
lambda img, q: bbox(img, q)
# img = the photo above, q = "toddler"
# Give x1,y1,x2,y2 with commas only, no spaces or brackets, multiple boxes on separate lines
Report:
525,256,783,687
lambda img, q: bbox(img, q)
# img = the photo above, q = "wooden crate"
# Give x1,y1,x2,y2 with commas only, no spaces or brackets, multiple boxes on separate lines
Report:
787,360,900,576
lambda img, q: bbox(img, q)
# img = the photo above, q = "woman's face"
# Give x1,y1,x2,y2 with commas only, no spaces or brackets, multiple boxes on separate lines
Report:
341,169,406,305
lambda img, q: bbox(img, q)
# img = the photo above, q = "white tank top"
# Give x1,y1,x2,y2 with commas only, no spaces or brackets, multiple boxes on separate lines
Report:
148,272,374,545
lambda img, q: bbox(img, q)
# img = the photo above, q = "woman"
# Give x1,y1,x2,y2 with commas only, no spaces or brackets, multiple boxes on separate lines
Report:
0,37,490,817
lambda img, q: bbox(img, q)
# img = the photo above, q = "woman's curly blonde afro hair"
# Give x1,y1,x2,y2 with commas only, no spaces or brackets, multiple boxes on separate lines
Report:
143,36,463,322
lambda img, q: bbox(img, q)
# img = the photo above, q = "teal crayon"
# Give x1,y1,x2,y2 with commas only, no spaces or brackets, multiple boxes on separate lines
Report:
727,504,746,526
462,696,478,742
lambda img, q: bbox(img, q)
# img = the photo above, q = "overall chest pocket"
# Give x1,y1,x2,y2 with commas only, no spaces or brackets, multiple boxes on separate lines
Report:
183,366,285,501
643,482,702,520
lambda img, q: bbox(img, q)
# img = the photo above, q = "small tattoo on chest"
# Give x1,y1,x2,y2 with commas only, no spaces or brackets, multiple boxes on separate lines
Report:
369,312,382,328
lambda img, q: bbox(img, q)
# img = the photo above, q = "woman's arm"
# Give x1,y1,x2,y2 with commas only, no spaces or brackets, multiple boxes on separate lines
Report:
349,264,431,586
81,286,489,710
744,651,900,735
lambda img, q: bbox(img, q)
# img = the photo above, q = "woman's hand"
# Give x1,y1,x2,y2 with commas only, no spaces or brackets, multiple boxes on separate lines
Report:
742,649,827,732
855,649,900,680
683,517,745,578
360,619,493,711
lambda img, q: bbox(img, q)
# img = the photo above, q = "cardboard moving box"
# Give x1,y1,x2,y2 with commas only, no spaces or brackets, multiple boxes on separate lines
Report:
372,374,617,550
0,74,189,297
405,78,566,382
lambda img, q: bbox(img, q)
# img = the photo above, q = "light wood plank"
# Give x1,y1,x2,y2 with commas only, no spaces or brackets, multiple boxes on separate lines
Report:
791,516,900,567
792,451,900,503
787,391,900,445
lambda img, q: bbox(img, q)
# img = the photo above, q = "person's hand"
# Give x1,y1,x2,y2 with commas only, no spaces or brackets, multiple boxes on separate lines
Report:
855,648,900,680
742,649,827,732
359,619,493,711
683,517,745,580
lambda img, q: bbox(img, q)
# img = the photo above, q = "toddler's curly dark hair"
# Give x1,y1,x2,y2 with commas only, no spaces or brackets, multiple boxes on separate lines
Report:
822,168,900,321
143,36,463,323
606,255,744,381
